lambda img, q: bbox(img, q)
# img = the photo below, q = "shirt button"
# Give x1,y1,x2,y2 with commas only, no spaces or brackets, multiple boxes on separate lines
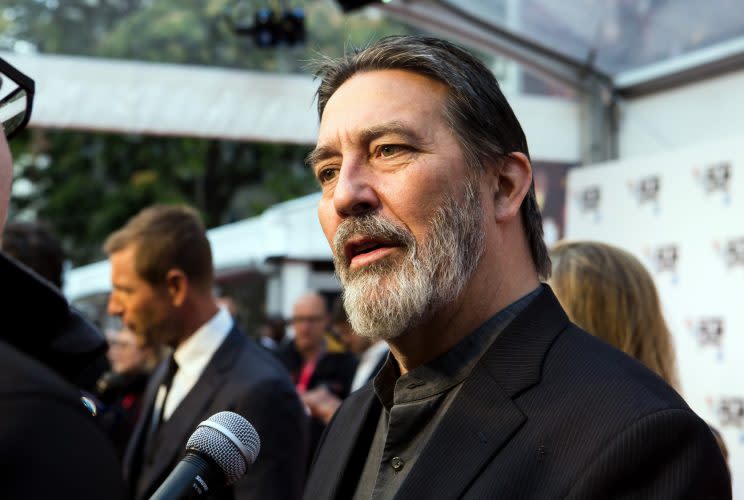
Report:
391,457,404,471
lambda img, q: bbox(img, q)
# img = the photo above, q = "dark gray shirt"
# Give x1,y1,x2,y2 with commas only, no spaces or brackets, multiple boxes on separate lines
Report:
352,287,542,500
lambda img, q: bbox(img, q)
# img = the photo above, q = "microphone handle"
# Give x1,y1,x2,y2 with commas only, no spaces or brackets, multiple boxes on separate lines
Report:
149,452,220,500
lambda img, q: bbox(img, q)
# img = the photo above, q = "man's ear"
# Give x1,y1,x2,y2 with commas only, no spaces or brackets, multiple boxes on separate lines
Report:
165,269,188,307
486,152,532,222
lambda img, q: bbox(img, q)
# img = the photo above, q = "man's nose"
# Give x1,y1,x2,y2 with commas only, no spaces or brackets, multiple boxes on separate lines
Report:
107,296,122,316
333,160,380,217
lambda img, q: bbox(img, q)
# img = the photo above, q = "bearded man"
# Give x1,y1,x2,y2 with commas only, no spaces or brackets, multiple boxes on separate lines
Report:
303,36,730,499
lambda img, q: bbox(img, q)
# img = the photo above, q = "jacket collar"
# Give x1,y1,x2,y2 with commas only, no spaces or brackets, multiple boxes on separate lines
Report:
125,326,244,497
306,285,570,500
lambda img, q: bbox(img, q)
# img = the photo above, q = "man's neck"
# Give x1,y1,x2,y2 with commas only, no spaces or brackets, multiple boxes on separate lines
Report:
173,297,221,349
387,256,539,375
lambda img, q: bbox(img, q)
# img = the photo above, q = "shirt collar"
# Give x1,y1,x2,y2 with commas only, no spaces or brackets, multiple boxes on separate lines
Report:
373,286,543,409
361,341,389,364
173,306,233,373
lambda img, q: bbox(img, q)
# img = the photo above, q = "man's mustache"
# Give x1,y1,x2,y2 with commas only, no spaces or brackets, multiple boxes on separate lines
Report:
333,214,415,268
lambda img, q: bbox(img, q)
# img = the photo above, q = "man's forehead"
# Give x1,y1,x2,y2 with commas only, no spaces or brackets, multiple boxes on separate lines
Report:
318,70,447,131
294,294,326,312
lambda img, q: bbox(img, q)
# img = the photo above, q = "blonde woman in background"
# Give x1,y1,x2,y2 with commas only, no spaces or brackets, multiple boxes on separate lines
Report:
550,240,728,464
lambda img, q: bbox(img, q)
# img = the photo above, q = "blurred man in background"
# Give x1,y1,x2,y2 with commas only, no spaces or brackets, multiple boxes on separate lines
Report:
96,319,163,459
278,291,357,462
0,55,126,499
302,297,387,425
106,204,307,500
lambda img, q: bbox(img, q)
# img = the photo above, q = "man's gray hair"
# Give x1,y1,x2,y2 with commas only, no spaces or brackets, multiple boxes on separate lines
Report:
313,35,551,279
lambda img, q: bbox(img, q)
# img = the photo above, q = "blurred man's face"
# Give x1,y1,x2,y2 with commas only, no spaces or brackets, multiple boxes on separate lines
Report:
291,295,328,355
312,70,486,341
107,244,178,348
0,133,12,234
106,327,151,374
335,320,371,355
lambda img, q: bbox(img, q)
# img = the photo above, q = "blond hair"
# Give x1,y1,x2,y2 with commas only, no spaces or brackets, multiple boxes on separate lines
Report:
550,241,679,389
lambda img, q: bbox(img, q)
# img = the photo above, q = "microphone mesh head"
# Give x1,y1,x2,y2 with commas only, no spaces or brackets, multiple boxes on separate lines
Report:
186,411,261,486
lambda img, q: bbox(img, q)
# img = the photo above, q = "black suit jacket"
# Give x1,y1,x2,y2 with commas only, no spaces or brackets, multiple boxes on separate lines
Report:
124,327,308,500
278,343,358,399
304,287,731,499
0,340,127,499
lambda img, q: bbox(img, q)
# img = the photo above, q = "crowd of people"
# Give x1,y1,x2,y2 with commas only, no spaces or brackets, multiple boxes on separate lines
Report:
0,34,733,499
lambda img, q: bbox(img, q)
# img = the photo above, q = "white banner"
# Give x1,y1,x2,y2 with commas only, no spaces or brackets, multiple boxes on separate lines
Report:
565,134,744,498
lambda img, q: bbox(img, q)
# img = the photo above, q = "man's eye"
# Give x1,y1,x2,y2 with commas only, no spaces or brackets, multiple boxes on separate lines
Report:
377,144,406,157
317,167,339,184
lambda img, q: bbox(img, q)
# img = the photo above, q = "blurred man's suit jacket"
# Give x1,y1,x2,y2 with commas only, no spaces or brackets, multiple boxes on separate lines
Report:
124,327,308,500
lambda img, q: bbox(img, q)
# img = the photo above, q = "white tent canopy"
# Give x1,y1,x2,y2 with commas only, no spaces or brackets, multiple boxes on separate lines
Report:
2,51,580,162
63,192,331,301
2,51,321,144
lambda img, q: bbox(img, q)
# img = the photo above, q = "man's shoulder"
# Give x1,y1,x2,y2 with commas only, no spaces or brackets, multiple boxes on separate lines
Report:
0,339,76,400
224,330,295,386
512,322,692,438
550,324,685,405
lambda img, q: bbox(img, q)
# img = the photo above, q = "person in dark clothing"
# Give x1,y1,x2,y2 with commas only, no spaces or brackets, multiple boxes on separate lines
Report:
0,55,126,499
1,220,110,392
96,321,163,459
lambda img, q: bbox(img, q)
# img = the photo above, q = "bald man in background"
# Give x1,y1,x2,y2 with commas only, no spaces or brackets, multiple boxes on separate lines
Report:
278,292,357,463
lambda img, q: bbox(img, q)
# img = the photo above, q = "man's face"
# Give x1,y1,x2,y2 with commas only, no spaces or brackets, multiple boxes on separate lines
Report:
107,245,176,348
0,133,12,234
106,327,150,375
312,70,486,341
291,295,328,354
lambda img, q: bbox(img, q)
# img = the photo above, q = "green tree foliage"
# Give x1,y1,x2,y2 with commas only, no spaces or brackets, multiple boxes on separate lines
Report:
2,0,415,264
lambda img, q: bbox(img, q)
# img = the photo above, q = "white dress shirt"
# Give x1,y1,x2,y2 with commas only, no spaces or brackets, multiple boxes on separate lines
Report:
153,306,233,424
351,341,389,392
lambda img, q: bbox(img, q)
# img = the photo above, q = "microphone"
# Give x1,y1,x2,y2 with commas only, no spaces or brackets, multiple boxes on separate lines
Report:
149,411,261,500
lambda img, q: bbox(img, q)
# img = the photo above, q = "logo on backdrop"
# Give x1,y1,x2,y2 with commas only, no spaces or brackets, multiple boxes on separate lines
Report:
725,237,744,267
693,162,732,203
579,186,601,212
712,237,744,269
644,245,679,284
575,185,601,222
716,397,744,429
651,245,678,273
686,317,725,360
628,175,661,212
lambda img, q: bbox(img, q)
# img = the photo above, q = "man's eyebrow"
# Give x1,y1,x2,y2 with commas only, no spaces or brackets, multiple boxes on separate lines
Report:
359,122,423,145
306,122,423,169
306,146,337,170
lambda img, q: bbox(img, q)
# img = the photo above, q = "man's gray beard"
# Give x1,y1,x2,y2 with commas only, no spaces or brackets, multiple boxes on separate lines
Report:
333,178,485,341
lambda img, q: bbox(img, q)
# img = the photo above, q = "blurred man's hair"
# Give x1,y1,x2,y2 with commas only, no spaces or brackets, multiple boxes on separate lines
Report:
2,221,65,289
103,205,214,291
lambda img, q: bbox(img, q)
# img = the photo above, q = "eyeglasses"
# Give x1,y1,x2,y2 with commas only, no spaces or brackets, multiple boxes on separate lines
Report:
0,56,35,140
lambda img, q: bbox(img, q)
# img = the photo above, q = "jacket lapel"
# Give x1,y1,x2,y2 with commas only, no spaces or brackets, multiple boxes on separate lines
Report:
123,358,168,486
305,385,380,500
137,327,244,497
396,286,570,499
